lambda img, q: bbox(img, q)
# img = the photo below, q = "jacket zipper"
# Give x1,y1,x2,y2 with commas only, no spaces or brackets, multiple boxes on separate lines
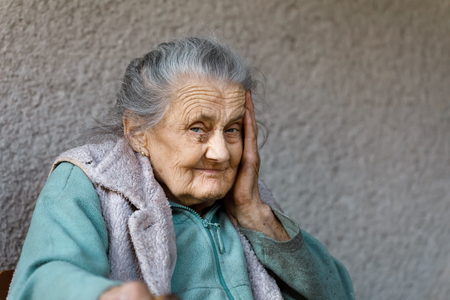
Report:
170,202,235,300
204,220,225,254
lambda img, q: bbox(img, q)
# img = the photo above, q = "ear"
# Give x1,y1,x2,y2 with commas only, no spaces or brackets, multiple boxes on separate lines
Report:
123,112,149,155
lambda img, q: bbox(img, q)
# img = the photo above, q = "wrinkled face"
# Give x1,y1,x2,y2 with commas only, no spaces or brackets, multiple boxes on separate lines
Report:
143,79,246,211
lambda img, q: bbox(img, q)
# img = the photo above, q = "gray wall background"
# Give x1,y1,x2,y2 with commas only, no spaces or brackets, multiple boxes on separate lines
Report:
1,0,449,299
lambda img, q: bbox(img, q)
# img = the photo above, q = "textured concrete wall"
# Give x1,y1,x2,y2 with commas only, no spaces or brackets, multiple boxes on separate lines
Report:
1,0,449,299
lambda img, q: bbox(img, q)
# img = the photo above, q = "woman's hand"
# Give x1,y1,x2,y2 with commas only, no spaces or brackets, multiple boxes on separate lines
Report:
99,282,178,300
225,91,290,242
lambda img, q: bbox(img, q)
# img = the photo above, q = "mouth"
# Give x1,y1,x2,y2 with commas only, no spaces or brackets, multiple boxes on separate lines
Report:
195,168,225,174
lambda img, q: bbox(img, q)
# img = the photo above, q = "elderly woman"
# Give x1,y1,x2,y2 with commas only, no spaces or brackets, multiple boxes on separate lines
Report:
8,37,354,300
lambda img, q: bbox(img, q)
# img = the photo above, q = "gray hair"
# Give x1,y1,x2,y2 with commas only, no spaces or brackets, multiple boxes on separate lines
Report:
85,36,257,141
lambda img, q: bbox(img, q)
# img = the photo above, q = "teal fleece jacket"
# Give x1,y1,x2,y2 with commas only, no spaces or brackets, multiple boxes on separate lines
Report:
8,162,354,300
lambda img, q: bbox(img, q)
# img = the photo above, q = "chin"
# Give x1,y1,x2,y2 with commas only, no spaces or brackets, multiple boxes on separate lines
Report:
199,191,227,202
194,182,230,202
178,189,226,209
171,175,235,207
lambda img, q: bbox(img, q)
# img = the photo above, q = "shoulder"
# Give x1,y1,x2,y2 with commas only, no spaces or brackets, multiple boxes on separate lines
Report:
35,162,108,243
49,139,142,191
49,162,96,192
50,162,88,185
42,162,100,211
51,140,117,174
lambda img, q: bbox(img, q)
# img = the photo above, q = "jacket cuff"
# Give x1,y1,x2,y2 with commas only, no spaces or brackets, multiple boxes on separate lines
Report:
238,208,305,261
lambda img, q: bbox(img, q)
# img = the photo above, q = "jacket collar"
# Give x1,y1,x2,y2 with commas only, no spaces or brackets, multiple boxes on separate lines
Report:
52,138,155,211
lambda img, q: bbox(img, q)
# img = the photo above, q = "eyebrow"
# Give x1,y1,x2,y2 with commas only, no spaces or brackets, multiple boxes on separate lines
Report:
229,112,245,123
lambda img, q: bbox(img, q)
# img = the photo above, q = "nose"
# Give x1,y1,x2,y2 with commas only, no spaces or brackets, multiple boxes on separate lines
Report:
204,131,230,163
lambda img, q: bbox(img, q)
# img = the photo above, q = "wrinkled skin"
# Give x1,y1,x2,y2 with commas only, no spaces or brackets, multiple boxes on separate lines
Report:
142,79,246,212
101,79,289,300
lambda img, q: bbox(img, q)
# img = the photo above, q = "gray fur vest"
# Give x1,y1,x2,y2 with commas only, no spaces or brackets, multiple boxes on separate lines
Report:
51,138,283,299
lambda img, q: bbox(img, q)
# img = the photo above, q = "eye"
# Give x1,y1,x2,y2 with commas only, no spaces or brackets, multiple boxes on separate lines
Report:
225,125,241,136
190,127,204,133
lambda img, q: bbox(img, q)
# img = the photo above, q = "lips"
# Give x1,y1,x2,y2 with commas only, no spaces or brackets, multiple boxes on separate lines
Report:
195,168,225,174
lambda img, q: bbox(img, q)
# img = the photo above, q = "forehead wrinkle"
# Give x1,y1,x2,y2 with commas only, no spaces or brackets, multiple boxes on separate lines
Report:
183,99,245,124
178,98,216,123
186,107,217,124
177,82,245,101
180,88,245,107
176,86,225,104
177,84,220,97
185,106,245,128
178,95,244,122
172,82,246,124
179,89,244,107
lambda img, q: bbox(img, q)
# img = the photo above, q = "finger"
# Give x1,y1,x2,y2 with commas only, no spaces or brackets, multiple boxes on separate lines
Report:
244,91,257,146
245,90,254,113
243,105,259,168
245,90,258,136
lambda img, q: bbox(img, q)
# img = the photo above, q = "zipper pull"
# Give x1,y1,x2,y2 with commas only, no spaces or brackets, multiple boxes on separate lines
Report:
203,221,226,254
212,223,225,254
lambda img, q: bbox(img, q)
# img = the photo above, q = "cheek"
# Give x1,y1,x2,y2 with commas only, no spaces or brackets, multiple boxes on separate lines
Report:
151,142,205,193
174,142,205,168
229,142,243,168
166,143,206,186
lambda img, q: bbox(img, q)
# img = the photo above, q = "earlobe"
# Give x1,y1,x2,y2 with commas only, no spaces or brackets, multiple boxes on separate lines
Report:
128,132,149,156
129,132,149,156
